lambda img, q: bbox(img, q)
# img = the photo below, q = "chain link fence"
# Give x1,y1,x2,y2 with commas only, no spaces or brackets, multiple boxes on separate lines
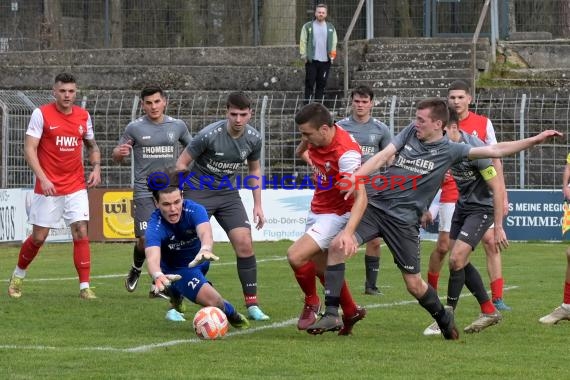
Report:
1,90,568,190
0,1,568,52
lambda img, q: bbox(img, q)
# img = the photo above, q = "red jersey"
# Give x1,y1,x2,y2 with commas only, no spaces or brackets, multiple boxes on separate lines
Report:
440,170,459,203
308,125,361,215
27,103,93,195
458,111,497,145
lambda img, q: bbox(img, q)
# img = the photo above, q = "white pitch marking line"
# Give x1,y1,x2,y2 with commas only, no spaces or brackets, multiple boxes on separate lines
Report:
0,286,519,353
0,256,288,283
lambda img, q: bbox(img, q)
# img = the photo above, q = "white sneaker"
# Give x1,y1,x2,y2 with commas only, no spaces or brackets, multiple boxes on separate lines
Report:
423,321,441,336
464,311,502,333
539,305,570,325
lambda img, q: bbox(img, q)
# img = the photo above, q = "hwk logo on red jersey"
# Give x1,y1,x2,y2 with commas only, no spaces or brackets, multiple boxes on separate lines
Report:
55,136,79,147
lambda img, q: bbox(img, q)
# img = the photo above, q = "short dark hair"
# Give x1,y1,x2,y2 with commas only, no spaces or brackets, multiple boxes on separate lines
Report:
54,72,76,84
140,85,165,100
351,85,374,101
448,106,459,126
316,3,328,10
294,102,333,129
417,98,449,127
448,80,471,95
149,168,184,201
226,91,251,109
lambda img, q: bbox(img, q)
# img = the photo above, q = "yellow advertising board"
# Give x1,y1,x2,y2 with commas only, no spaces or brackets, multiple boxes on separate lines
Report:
102,191,135,239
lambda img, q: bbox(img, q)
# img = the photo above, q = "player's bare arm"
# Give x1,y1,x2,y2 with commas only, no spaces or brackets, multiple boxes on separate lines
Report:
84,138,102,188
484,169,508,251
468,130,562,160
24,134,55,195
248,159,265,229
339,185,367,258
563,163,570,200
111,140,133,163
175,150,194,171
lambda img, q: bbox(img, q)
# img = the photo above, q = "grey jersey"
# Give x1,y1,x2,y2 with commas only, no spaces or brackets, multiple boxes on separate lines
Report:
337,115,391,163
185,120,262,188
368,123,471,225
450,131,494,211
119,115,192,199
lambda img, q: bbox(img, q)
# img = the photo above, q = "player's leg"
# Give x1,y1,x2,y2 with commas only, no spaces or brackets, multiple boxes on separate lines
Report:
381,217,457,340
8,193,61,298
125,197,154,293
427,202,454,291
308,209,381,335
288,228,325,330
364,238,382,295
314,60,331,102
206,190,269,320
482,226,511,310
539,247,570,324
64,190,96,299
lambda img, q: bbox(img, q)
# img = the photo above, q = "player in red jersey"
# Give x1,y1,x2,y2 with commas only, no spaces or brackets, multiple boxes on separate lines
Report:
288,102,367,335
7,73,101,300
538,152,570,325
448,80,511,311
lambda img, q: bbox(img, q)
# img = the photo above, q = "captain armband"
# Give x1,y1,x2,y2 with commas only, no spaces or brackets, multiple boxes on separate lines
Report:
480,166,497,181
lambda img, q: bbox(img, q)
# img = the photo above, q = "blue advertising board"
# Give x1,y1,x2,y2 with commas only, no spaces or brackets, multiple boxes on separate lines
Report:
505,190,566,241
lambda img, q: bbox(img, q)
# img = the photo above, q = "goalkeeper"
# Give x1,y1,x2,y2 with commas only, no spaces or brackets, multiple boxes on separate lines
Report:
144,173,249,328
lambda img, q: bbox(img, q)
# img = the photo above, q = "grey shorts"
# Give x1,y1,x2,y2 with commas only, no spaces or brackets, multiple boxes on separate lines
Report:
133,197,156,237
184,189,250,232
354,205,421,274
449,207,494,250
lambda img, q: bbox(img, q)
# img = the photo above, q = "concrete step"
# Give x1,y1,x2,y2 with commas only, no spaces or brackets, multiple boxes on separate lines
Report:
366,42,487,54
0,65,312,91
481,77,570,88
367,37,490,45
364,51,485,63
499,68,570,79
353,68,471,81
358,59,472,71
352,77,460,89
349,86,453,98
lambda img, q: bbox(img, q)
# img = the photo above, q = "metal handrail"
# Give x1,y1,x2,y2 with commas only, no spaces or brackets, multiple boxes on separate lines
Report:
343,0,366,99
471,0,491,94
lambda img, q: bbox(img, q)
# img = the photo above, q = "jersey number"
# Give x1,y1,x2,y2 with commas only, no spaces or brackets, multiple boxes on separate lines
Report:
187,277,201,289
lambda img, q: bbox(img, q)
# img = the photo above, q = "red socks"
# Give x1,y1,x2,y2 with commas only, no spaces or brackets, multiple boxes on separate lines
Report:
564,282,570,304
73,238,91,283
17,236,42,270
490,278,504,301
294,261,319,305
427,272,440,291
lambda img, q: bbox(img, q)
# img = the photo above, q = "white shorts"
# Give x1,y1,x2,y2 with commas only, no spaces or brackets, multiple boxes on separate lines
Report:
305,211,350,250
28,189,89,228
437,203,455,232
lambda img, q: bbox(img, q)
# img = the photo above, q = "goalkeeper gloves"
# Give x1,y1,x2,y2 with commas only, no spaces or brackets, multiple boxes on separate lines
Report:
152,272,182,294
188,246,220,268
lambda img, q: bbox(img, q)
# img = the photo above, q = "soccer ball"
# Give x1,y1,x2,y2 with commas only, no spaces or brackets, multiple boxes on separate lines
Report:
192,306,229,340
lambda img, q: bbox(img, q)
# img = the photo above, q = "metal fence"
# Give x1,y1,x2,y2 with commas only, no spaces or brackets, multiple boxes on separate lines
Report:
0,1,568,52
1,90,568,191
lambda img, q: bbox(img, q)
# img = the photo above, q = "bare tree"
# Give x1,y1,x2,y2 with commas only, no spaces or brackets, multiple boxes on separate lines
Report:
42,0,63,49
396,0,414,37
561,0,570,38
261,0,297,45
110,0,122,48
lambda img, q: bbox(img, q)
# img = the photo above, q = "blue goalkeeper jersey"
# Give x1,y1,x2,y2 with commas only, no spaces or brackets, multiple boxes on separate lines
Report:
145,199,210,269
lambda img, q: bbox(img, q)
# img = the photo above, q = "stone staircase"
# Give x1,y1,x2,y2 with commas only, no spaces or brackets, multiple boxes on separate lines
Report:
351,37,490,98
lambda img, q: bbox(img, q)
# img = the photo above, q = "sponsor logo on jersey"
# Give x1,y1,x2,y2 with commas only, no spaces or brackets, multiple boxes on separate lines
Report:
49,125,59,130
78,124,84,135
168,132,174,142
